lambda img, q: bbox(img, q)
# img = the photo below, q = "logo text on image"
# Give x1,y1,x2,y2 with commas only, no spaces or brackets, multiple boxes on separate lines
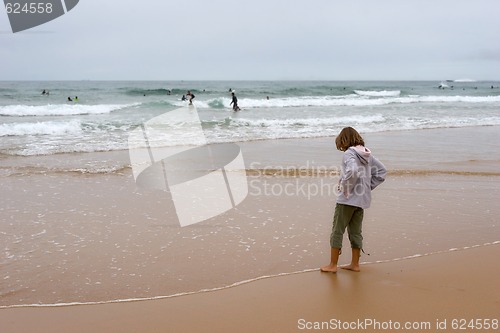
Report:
128,106,248,227
4,0,79,33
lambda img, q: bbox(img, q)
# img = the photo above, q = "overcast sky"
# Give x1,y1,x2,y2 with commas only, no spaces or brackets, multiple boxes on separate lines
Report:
1,0,499,81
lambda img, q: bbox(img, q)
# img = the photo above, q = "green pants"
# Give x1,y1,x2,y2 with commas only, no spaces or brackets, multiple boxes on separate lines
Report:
329,203,364,249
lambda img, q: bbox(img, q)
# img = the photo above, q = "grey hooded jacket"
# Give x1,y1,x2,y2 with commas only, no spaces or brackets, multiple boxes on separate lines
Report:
336,145,386,209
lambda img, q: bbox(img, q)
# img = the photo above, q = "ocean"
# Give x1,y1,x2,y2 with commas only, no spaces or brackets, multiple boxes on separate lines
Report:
1,80,500,160
1,80,499,307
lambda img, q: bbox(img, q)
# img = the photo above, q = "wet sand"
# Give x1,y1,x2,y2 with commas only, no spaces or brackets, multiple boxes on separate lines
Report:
1,244,499,333
1,170,498,307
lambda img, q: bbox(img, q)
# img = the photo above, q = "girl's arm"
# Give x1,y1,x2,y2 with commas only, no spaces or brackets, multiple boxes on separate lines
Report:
370,157,387,190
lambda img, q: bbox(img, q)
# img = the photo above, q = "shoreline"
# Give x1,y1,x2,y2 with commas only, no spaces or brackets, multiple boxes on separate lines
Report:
1,244,498,333
1,124,499,171
1,241,498,310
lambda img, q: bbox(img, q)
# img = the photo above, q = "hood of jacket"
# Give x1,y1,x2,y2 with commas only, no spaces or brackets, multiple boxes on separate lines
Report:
349,145,372,165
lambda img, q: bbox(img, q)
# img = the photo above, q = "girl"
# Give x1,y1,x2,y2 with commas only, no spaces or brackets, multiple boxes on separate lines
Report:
321,127,386,273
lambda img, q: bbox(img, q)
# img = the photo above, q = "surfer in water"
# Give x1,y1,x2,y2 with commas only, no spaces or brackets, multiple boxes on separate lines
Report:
186,91,195,105
230,92,240,111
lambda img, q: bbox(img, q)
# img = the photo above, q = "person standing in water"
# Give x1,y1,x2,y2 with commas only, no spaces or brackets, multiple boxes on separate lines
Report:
230,92,240,111
321,127,386,273
186,91,195,105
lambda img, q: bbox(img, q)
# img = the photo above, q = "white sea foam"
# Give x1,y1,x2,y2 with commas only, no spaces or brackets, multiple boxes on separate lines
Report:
230,114,386,128
4,112,500,156
10,141,129,156
453,78,476,82
193,95,500,109
354,90,401,97
0,103,138,117
0,120,82,137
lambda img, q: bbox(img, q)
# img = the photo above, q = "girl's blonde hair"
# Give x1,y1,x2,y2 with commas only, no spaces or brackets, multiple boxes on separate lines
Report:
335,127,365,151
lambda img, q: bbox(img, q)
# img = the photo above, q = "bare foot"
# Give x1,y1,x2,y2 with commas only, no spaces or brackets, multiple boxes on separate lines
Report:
341,264,360,272
320,264,337,273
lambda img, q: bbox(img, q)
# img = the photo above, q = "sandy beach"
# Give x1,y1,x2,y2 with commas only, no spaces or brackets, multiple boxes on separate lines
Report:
1,244,499,333
1,126,499,332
